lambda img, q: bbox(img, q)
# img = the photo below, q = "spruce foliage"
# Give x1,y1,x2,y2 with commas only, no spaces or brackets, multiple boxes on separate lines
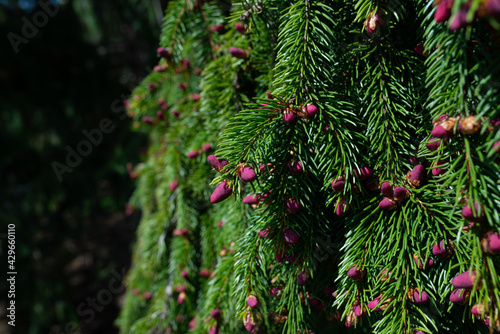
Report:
117,0,500,333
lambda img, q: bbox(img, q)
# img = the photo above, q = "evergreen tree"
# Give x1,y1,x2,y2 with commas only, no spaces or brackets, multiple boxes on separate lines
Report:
117,0,500,333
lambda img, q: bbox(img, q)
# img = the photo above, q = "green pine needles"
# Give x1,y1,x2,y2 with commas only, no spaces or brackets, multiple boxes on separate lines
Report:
116,0,500,333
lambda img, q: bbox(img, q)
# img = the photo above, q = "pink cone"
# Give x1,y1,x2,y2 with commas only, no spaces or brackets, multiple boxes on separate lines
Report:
452,270,477,289
243,194,259,205
210,182,232,204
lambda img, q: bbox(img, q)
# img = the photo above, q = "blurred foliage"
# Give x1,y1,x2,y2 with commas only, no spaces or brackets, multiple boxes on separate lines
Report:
0,1,165,333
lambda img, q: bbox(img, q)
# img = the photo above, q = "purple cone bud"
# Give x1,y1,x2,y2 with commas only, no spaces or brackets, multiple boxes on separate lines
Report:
208,155,229,172
347,266,364,281
187,150,199,159
331,177,345,192
303,104,318,118
354,167,373,180
238,165,257,182
283,112,297,124
336,198,348,216
235,23,246,34
368,296,382,311
142,116,154,125
354,304,364,317
210,182,232,204
298,271,308,285
449,4,470,31
410,289,429,304
229,47,247,59
452,270,478,289
286,198,302,213
432,124,453,138
380,182,393,196
393,186,408,201
210,24,224,33
450,288,469,304
243,194,259,205
379,198,396,210
288,160,303,174
462,203,484,223
435,0,453,22
157,47,171,59
432,240,453,258
211,308,222,319
486,0,500,16
284,229,300,244
426,138,441,152
482,232,500,254
247,296,259,308
408,164,425,186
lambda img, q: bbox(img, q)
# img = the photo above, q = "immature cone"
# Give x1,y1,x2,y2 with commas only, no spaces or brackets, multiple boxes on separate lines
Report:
210,182,232,204
449,4,470,31
209,326,219,334
172,110,180,119
407,164,425,187
393,186,409,202
413,254,434,270
169,179,178,192
435,0,453,22
432,117,456,138
432,240,454,258
353,303,365,317
211,308,222,320
143,291,153,300
452,270,478,289
331,177,345,192
302,104,318,118
201,143,211,152
462,202,484,223
229,47,248,59
449,288,470,305
285,198,302,213
407,288,429,304
379,198,396,210
345,309,358,327
347,265,365,281
485,0,500,16
283,111,297,124
298,271,308,285
431,160,447,176
177,291,186,304
481,231,500,254
237,165,257,182
380,182,393,196
365,10,381,33
244,314,255,332
210,24,224,33
335,197,348,216
287,160,303,174
354,167,373,180
247,295,259,308
235,22,246,34
425,137,441,152
459,115,481,135
208,155,229,172
243,194,259,205
157,47,172,59
187,150,199,159
368,296,382,311
369,295,394,312
142,116,154,125
283,229,300,244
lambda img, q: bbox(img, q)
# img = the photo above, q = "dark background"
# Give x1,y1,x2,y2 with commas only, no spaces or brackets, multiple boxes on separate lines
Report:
0,0,165,333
